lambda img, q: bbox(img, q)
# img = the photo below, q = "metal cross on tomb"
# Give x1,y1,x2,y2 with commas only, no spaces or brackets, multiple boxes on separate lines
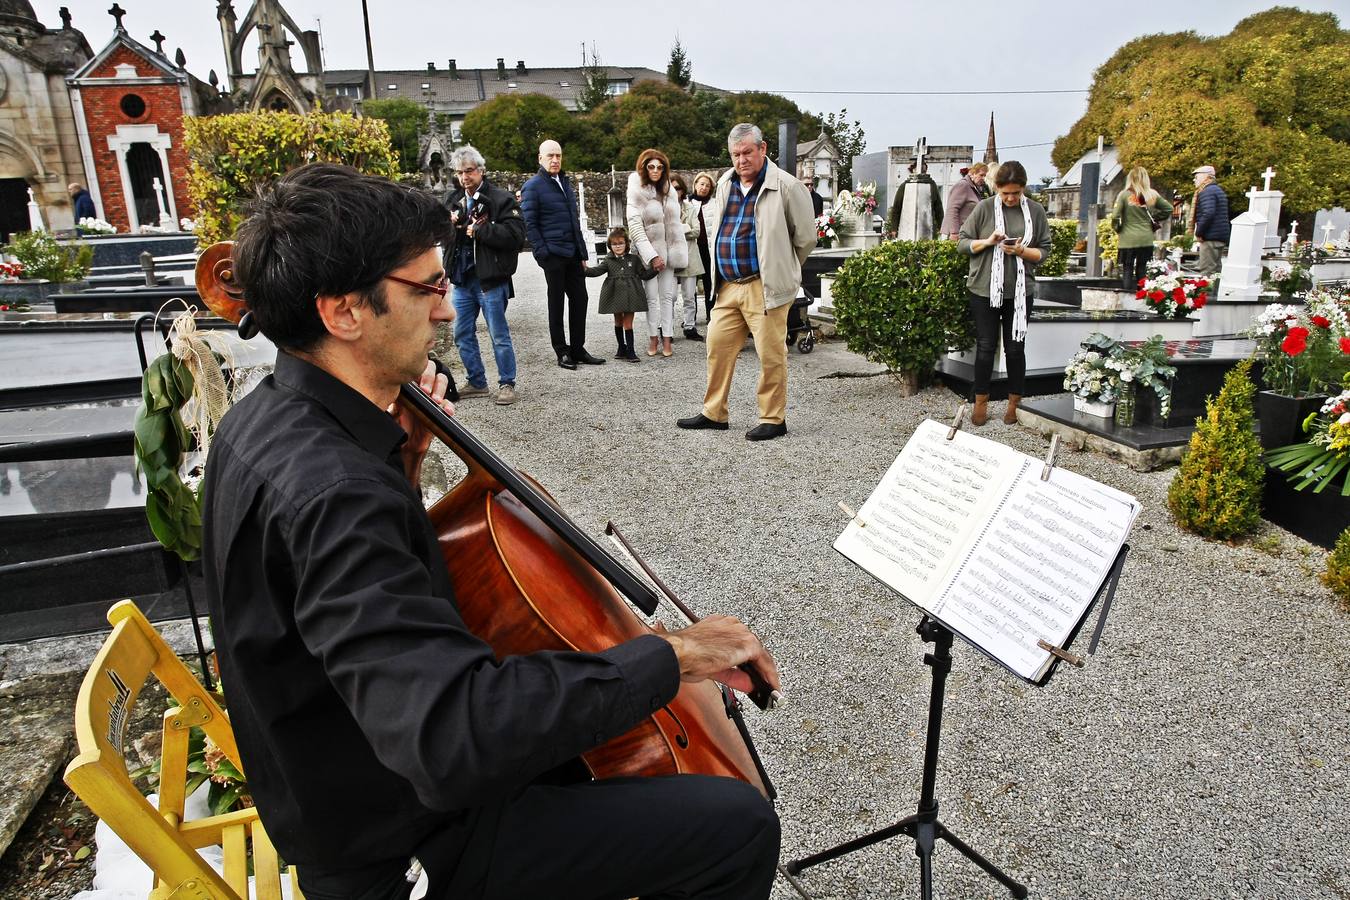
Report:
1262,166,1277,192
150,30,165,54
108,2,126,29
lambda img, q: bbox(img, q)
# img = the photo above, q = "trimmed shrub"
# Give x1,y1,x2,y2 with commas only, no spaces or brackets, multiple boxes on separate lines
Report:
1167,359,1264,539
1322,527,1350,610
184,110,400,247
1039,218,1079,277
830,240,972,393
5,230,92,283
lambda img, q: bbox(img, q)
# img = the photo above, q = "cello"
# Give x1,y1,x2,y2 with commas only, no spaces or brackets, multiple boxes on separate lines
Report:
195,241,779,798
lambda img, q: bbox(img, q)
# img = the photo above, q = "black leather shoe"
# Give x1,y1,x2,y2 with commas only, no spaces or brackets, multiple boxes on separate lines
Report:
557,353,577,370
573,349,606,365
677,413,729,431
745,422,787,441
684,328,705,342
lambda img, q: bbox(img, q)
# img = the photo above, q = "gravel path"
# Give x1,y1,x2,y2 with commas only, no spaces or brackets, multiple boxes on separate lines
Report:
431,254,1350,899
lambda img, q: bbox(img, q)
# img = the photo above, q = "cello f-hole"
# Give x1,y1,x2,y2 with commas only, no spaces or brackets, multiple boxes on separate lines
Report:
661,706,690,750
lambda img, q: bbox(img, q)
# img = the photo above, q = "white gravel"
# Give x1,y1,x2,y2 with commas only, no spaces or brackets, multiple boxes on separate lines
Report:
431,253,1350,900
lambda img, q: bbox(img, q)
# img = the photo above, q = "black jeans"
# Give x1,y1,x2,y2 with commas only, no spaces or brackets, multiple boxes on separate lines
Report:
969,291,1032,396
1119,246,1152,292
542,256,589,355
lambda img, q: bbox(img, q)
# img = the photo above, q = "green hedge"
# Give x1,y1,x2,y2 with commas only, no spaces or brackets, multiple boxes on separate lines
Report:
1039,218,1079,277
184,110,400,248
831,240,972,386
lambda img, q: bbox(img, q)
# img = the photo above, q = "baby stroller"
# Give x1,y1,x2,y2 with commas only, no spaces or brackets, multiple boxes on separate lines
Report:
785,288,817,353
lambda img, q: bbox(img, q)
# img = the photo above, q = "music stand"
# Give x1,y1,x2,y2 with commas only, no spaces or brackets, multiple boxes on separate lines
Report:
782,543,1129,900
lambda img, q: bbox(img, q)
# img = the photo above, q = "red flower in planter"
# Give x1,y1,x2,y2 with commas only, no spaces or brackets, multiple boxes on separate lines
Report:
1193,295,1206,309
1138,277,1147,288
1136,290,1147,299
1312,315,1332,328
1282,327,1310,356
1339,337,1350,354
1172,287,1186,303
1149,290,1165,301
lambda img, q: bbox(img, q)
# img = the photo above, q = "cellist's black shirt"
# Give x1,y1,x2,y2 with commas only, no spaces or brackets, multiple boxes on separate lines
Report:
202,351,680,871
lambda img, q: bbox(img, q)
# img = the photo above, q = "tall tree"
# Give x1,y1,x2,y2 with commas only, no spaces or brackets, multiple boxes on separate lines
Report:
360,98,429,174
666,37,692,89
726,92,818,162
581,80,715,170
818,109,866,190
461,93,576,172
1052,8,1350,220
576,44,610,113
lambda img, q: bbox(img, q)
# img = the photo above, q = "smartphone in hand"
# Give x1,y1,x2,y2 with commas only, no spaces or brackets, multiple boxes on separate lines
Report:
1001,237,1020,246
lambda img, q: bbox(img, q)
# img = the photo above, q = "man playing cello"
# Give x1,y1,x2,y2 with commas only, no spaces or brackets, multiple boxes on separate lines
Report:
201,164,782,900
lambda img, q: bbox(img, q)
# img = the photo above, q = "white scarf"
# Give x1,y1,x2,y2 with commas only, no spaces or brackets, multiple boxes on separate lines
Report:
989,196,1032,342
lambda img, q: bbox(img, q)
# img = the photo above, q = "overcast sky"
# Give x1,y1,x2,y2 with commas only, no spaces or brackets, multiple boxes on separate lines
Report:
41,1,1346,179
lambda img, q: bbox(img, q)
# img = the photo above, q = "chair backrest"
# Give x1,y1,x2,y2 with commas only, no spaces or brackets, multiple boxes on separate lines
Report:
64,600,299,900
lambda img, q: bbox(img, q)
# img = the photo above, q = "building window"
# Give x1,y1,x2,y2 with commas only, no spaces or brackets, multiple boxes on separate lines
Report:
333,84,364,99
606,81,629,96
119,93,147,119
386,84,398,91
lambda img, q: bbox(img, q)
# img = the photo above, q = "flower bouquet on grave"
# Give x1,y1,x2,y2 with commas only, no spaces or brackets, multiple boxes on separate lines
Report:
77,217,117,236
1102,335,1178,420
0,261,24,283
815,213,840,248
837,182,879,218
1263,260,1313,299
1266,384,1350,496
1136,270,1209,319
1064,332,1122,413
1247,293,1350,397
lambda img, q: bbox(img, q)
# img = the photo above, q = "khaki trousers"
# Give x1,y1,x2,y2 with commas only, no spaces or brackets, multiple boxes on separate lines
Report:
702,278,790,425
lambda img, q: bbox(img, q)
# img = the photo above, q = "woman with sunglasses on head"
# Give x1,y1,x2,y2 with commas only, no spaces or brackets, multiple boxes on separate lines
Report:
627,148,688,357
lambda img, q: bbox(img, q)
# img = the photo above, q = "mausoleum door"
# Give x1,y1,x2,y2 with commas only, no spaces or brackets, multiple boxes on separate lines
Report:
0,177,30,242
126,143,164,228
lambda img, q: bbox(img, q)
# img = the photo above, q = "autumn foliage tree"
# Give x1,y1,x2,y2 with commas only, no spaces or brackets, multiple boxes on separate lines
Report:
461,93,577,172
1052,7,1350,220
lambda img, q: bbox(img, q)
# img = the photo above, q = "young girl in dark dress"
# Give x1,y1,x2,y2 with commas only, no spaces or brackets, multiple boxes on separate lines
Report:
585,227,657,362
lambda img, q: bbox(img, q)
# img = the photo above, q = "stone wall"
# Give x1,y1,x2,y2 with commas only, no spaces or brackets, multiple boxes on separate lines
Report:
0,52,87,232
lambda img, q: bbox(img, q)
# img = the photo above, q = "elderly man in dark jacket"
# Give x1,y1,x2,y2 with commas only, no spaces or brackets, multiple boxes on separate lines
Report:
520,140,603,369
444,145,526,405
1190,164,1230,275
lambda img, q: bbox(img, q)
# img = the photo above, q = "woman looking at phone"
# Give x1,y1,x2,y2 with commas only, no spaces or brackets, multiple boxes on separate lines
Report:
957,160,1052,426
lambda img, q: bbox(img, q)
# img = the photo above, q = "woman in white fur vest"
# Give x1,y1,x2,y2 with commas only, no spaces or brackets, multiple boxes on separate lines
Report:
626,148,688,357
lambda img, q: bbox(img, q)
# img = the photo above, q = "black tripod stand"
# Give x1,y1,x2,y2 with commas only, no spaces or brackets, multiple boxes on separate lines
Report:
783,616,1027,899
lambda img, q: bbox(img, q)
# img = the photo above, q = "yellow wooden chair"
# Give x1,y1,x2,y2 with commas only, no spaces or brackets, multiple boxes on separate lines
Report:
64,599,302,900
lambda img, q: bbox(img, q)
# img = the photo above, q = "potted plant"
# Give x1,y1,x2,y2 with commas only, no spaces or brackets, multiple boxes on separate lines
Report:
1263,384,1350,548
1064,333,1121,417
0,230,92,303
1247,290,1350,449
1103,336,1177,427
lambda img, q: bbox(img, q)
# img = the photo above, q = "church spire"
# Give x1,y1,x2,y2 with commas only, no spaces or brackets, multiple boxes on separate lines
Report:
983,112,998,165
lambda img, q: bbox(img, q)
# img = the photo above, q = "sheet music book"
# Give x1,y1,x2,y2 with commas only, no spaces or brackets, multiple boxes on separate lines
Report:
835,419,1139,683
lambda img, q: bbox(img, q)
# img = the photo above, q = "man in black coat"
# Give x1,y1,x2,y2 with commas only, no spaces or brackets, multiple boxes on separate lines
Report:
519,139,604,369
444,146,526,405
68,182,96,222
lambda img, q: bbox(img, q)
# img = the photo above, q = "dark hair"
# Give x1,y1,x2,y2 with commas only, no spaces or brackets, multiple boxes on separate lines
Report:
992,160,1028,188
607,227,628,251
635,148,671,197
670,173,689,198
232,163,454,352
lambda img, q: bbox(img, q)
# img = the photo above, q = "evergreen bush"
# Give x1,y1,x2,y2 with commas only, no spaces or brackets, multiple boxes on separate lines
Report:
5,230,92,283
184,110,400,247
1321,527,1350,610
1039,218,1080,277
830,240,972,392
1167,359,1265,539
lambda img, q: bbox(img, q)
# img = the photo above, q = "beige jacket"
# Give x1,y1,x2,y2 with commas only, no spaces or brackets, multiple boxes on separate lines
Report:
704,158,816,310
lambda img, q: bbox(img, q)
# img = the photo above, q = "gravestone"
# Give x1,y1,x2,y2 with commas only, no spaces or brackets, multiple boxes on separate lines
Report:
1217,211,1266,302
1245,167,1282,250
892,137,941,241
1313,207,1349,247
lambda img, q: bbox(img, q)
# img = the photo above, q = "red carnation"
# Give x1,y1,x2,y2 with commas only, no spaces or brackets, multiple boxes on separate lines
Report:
1196,279,1209,288
1136,290,1147,299
1282,327,1310,356
1340,337,1350,354
1172,287,1186,302
1138,277,1147,288
1193,296,1206,309
1150,290,1165,301
1313,315,1332,328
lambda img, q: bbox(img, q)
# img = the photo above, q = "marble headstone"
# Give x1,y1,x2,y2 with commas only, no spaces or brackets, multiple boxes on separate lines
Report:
1217,210,1267,301
1314,207,1349,248
1246,187,1283,250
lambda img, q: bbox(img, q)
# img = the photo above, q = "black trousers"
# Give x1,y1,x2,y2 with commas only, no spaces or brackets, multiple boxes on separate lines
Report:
542,256,589,355
1118,246,1152,291
698,244,713,319
969,291,1032,396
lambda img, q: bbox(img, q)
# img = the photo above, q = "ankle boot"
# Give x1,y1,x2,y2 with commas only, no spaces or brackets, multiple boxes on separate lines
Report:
972,394,989,426
614,326,626,359
624,329,639,361
1003,394,1022,424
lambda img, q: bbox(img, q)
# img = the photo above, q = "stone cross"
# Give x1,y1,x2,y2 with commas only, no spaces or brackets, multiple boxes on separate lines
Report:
1290,221,1299,245
1323,221,1337,245
151,177,171,228
913,137,928,173
1262,166,1277,192
150,30,165,54
27,188,44,232
1246,186,1259,204
107,2,126,30
59,6,72,29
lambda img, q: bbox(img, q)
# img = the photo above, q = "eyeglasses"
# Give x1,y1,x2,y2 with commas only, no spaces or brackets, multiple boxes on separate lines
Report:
385,273,449,298
645,162,665,170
